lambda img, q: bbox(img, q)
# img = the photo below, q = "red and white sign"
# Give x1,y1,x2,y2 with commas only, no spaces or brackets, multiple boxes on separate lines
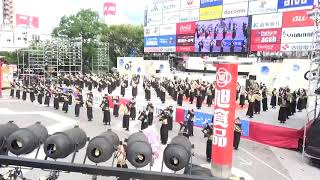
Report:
104,2,116,15
280,42,313,52
176,21,196,35
251,28,282,44
180,0,200,10
16,14,39,28
212,64,238,166
282,10,314,28
176,34,195,46
144,46,176,52
176,46,195,52
251,44,281,52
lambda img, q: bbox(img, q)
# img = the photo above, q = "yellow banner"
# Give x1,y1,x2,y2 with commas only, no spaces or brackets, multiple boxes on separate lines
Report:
199,6,222,21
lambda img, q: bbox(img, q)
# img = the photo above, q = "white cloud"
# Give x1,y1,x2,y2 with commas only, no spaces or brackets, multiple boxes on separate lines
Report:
15,0,148,34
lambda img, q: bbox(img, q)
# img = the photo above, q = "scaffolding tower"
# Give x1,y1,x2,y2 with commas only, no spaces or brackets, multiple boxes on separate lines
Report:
18,37,83,85
303,4,320,162
92,43,110,74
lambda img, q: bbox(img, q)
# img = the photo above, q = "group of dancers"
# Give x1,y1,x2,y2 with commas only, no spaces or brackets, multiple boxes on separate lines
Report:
242,81,308,123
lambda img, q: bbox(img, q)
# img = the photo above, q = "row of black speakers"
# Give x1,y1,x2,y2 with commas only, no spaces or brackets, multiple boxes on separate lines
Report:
0,121,192,172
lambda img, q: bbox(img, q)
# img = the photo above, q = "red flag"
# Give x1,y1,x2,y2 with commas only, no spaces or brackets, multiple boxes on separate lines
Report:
104,2,116,16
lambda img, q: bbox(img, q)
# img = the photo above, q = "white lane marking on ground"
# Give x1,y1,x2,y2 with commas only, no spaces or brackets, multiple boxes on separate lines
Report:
200,163,255,180
239,147,292,180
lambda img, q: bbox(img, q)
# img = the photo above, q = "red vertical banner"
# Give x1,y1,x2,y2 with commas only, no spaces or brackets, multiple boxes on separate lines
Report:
212,64,238,167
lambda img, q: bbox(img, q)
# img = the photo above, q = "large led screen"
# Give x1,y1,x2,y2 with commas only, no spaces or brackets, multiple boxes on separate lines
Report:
194,16,249,53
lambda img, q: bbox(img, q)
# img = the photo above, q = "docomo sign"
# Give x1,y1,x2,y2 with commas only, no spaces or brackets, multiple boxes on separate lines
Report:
176,21,196,35
222,2,248,18
282,10,314,27
212,64,238,166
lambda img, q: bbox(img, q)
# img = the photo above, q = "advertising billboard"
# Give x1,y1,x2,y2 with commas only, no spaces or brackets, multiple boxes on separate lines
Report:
177,21,197,35
160,24,176,35
200,6,223,20
176,34,195,46
200,0,223,8
278,0,314,12
144,36,159,47
16,14,39,29
162,0,181,13
250,28,282,51
180,0,201,10
144,26,160,37
147,3,163,16
248,0,278,15
222,2,249,18
180,9,200,22
195,16,249,53
281,26,314,43
146,15,162,26
158,35,176,47
223,0,248,4
251,28,282,44
162,11,180,24
251,13,283,29
176,46,196,52
280,42,313,51
282,10,314,27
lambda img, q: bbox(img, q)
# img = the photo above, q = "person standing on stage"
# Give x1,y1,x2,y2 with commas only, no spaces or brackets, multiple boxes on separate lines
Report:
138,110,148,130
86,92,94,121
113,96,120,117
233,117,242,150
145,82,151,101
146,103,154,126
239,87,246,108
120,80,127,97
202,116,213,162
22,85,27,101
29,85,35,102
16,82,21,99
62,92,69,113
246,91,255,118
53,88,59,110
121,103,130,131
167,106,174,131
270,88,277,109
74,88,83,117
278,95,288,124
186,109,195,136
132,79,138,98
130,98,136,120
253,91,262,114
206,85,213,107
196,91,202,110
262,85,268,111
100,95,111,125
160,85,166,104
37,85,44,105
159,110,169,145
10,81,15,98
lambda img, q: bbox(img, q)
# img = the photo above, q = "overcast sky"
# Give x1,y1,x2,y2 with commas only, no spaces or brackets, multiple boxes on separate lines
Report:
15,0,148,34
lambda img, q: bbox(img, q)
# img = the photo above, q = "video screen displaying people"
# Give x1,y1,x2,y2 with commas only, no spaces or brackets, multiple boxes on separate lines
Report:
194,16,249,53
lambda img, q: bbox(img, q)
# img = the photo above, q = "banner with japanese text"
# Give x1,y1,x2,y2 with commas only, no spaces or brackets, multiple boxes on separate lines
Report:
212,64,238,166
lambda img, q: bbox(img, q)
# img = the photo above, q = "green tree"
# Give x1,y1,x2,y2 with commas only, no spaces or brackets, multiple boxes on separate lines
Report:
0,51,18,64
52,9,102,72
100,24,144,67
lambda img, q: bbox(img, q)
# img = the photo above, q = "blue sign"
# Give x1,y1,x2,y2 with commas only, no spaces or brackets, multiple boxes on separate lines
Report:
158,35,176,47
144,36,158,47
240,120,250,137
200,0,223,8
278,0,314,11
